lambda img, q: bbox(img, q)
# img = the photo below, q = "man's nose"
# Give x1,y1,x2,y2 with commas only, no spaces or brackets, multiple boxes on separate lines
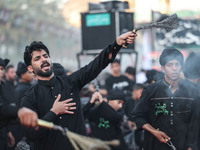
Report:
172,64,177,70
41,56,47,62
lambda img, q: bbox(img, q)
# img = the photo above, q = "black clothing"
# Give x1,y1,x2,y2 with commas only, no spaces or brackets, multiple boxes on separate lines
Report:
132,79,198,150
123,97,137,120
0,82,18,122
15,82,32,107
0,81,19,150
105,75,132,93
83,101,128,150
14,82,32,145
21,41,122,150
4,80,16,104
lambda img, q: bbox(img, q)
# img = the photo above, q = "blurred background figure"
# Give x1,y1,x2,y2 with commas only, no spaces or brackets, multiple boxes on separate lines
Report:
145,69,164,85
4,65,17,104
14,62,35,148
124,66,136,89
123,84,144,150
105,59,132,95
83,89,127,150
183,52,200,86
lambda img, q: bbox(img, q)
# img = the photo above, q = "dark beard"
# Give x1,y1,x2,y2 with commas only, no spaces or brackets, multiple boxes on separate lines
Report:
36,67,53,77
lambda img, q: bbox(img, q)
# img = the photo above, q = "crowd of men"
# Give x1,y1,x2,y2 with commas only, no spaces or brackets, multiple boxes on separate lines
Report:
0,30,200,150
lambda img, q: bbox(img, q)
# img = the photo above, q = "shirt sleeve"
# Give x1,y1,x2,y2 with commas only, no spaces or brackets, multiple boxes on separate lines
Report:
131,87,152,129
82,101,95,118
21,89,57,141
0,102,19,121
70,40,122,90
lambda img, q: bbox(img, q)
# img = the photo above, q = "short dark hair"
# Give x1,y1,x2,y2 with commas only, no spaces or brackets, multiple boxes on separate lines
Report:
159,48,183,66
24,41,50,66
133,84,144,91
111,59,120,65
125,66,136,76
5,65,14,73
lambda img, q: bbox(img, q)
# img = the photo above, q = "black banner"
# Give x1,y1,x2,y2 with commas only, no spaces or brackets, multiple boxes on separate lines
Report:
152,12,200,50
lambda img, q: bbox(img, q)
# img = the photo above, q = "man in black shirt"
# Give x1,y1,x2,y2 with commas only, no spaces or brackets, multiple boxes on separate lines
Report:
15,62,34,107
4,65,17,100
105,59,132,95
132,48,198,150
21,32,136,150
0,58,38,149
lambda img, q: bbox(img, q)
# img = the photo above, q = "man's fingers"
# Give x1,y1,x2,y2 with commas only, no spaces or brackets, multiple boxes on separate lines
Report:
54,94,61,103
65,102,76,107
67,107,76,110
162,133,170,141
31,113,38,130
65,110,74,114
161,132,170,143
160,138,167,143
63,98,73,103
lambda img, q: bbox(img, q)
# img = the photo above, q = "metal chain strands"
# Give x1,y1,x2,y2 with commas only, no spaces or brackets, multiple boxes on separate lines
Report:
123,14,179,48
136,14,179,31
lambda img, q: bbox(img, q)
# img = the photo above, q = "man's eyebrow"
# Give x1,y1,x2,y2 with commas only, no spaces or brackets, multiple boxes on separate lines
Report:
34,55,40,59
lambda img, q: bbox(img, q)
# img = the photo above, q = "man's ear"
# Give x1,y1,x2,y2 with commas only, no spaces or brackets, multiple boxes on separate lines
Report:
27,65,34,73
161,66,165,73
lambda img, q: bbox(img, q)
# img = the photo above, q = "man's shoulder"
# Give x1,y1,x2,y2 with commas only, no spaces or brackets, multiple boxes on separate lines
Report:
145,81,161,90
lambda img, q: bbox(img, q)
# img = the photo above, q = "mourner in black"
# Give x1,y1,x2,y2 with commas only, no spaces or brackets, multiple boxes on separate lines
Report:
0,58,38,149
105,59,132,94
4,65,17,102
124,66,136,89
183,52,200,85
132,48,199,150
21,32,136,150
124,83,144,120
83,89,127,150
15,62,34,107
183,52,200,150
13,62,35,146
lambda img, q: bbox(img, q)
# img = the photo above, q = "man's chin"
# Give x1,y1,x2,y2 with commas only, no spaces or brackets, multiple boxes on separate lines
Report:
37,70,53,77
170,77,179,82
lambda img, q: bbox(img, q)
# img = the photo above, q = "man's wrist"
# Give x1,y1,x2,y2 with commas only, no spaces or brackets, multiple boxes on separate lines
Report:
50,109,58,115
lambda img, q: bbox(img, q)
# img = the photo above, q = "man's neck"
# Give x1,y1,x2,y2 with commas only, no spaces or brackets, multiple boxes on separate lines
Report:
19,78,29,83
36,73,54,81
164,77,180,93
112,73,120,77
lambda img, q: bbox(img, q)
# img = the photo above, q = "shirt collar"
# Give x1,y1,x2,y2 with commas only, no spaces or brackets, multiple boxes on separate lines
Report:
162,78,182,89
38,76,56,87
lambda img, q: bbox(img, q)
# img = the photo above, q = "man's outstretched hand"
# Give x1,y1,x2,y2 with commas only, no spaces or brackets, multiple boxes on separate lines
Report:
116,31,137,46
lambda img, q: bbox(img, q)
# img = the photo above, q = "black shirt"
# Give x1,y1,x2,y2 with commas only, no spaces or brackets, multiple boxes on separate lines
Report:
15,82,32,107
4,80,16,103
21,40,122,150
123,97,137,120
0,81,18,122
105,75,132,93
132,79,199,150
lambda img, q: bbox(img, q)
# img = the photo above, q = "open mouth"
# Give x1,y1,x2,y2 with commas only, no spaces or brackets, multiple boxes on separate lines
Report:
41,62,50,70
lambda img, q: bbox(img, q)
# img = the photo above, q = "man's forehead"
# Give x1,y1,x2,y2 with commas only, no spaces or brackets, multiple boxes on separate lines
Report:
32,49,47,57
166,59,181,64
